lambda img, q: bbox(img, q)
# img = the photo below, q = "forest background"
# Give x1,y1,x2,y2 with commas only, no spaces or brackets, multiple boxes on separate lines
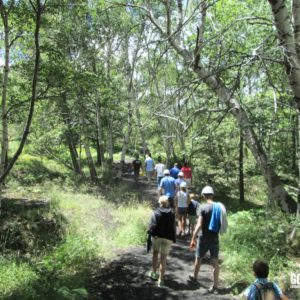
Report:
0,0,300,299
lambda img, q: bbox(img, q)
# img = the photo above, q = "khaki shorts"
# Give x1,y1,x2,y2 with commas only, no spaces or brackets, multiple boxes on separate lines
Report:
152,237,172,255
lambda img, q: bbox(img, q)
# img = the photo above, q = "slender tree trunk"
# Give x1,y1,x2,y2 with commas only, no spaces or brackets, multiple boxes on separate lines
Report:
60,93,82,175
292,115,298,174
0,0,43,184
239,129,245,203
107,111,114,167
0,3,10,177
79,96,97,181
83,139,97,180
95,95,105,166
135,98,146,157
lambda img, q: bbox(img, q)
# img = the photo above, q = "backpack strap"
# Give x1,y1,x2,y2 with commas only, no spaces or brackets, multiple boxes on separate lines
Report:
253,282,277,300
253,283,263,300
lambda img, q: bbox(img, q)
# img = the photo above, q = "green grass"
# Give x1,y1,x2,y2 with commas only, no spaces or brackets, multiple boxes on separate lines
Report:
220,209,300,294
0,258,38,299
0,182,152,299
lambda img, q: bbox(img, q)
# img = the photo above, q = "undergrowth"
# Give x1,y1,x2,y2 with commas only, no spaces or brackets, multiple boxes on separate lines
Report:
221,209,300,294
0,181,151,299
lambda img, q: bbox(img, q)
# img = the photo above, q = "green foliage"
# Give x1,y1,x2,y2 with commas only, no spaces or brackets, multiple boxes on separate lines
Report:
11,155,67,185
221,209,300,289
0,181,151,299
112,204,151,247
0,258,38,299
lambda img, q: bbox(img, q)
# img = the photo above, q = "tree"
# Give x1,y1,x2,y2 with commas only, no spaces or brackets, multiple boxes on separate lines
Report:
0,0,44,184
127,0,296,212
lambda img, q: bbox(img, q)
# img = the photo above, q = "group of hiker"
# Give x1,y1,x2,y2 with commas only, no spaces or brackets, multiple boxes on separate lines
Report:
136,154,289,299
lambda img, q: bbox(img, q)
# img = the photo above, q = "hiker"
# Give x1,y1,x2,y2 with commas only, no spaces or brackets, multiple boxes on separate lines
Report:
188,186,227,294
187,193,199,235
154,156,165,191
181,162,192,188
175,171,186,192
175,181,190,237
144,153,154,185
132,154,142,183
159,169,176,208
242,260,289,300
169,163,180,179
148,195,176,287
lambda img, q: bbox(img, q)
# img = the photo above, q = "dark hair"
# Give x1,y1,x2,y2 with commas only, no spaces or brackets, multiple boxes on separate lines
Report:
158,156,161,162
253,260,269,278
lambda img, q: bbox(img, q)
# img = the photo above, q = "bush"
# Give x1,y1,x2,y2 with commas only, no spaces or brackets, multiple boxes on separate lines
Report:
221,209,300,287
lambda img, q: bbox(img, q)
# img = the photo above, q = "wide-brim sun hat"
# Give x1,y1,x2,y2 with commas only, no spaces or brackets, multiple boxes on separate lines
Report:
201,186,214,195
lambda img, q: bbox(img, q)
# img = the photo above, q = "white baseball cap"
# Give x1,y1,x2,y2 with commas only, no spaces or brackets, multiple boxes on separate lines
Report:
178,171,184,177
163,169,170,175
180,181,187,188
201,186,214,195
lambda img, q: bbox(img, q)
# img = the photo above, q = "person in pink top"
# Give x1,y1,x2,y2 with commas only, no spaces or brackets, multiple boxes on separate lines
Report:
181,162,192,188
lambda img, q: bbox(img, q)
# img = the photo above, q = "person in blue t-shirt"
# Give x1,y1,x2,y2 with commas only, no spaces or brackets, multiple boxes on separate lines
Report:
169,163,180,179
159,169,176,208
243,260,288,300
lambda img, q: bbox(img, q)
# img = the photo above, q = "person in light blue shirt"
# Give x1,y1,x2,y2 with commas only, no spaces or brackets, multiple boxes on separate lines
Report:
175,171,185,192
144,153,154,185
159,169,176,208
243,260,288,300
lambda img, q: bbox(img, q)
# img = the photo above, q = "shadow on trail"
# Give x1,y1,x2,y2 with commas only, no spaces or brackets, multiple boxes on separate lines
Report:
87,174,236,299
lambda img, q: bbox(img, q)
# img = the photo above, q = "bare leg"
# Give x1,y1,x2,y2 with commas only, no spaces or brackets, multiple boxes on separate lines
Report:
152,251,159,273
177,215,182,234
211,258,219,288
193,257,202,279
182,215,186,234
159,253,167,281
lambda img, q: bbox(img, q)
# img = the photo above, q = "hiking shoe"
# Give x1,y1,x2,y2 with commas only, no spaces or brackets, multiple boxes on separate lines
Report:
188,274,198,283
207,286,219,294
157,280,164,287
149,271,159,281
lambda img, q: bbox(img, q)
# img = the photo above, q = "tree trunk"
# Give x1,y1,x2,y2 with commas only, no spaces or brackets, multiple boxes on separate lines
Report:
59,93,82,175
0,3,10,178
95,96,105,166
107,111,114,167
83,139,97,181
0,0,43,184
79,95,97,181
239,129,245,203
292,115,298,174
268,0,300,113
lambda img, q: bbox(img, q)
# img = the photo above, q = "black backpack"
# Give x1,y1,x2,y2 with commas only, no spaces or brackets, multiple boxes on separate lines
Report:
254,282,279,300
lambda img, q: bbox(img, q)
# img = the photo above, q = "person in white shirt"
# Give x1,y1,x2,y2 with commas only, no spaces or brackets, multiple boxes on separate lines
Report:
175,181,190,237
154,156,165,191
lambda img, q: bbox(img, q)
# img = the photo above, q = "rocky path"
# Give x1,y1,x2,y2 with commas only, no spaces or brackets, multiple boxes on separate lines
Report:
87,176,236,300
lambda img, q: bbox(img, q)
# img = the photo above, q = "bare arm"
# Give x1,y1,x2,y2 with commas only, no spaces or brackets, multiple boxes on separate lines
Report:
191,215,202,242
280,294,289,300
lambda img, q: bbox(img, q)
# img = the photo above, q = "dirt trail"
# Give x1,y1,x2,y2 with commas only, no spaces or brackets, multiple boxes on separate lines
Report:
87,176,236,300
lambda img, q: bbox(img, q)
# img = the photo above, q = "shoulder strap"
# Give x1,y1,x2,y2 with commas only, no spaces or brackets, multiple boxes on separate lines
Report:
253,283,263,300
254,282,277,300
